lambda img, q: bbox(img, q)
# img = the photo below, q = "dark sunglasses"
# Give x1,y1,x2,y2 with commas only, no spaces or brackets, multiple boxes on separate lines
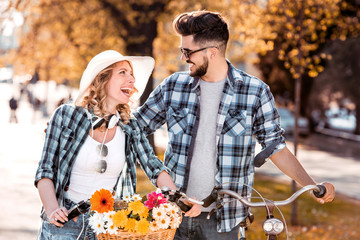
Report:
180,46,218,59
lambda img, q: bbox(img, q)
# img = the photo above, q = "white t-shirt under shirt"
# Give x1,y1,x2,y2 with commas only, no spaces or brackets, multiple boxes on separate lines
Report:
186,78,226,211
66,126,125,203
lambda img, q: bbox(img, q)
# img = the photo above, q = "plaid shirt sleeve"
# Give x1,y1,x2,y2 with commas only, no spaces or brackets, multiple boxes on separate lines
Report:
128,119,169,187
34,106,63,187
252,84,286,153
133,79,168,135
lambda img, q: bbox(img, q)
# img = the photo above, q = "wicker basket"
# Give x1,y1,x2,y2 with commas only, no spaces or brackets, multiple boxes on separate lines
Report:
97,228,177,240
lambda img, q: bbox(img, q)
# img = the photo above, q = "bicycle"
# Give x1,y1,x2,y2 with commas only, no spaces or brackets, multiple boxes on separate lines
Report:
161,139,328,239
162,184,326,240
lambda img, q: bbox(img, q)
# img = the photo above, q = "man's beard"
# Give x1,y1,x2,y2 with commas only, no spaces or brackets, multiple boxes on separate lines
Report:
188,57,209,77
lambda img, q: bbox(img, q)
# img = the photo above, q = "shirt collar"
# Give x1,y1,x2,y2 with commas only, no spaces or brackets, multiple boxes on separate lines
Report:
188,60,244,91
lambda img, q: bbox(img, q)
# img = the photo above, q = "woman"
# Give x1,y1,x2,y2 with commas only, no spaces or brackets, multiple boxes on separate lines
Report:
35,50,177,239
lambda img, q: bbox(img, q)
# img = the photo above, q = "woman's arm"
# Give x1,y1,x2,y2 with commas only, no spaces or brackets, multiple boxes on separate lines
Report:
156,171,201,217
37,178,69,226
156,171,177,190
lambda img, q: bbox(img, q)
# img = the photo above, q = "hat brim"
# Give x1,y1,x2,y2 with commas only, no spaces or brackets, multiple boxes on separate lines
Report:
75,50,155,104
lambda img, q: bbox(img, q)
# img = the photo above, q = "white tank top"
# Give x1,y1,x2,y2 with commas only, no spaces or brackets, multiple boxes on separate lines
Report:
66,126,126,202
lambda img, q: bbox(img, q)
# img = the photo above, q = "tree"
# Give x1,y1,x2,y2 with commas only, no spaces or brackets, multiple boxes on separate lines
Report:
257,0,359,116
256,0,359,225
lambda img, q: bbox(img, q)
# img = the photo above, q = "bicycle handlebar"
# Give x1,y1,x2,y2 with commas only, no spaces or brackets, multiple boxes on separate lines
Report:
218,184,326,208
161,187,204,212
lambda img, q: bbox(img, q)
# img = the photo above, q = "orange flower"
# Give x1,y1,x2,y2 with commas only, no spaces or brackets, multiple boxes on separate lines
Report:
124,218,136,232
139,206,149,219
113,210,128,228
135,218,150,234
90,189,114,213
128,201,147,216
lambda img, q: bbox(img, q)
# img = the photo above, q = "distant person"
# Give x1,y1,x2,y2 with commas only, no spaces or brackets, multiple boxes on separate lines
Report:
32,97,42,123
9,96,18,123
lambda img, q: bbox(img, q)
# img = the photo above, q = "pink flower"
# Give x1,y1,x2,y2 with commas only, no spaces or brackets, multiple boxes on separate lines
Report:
144,191,167,210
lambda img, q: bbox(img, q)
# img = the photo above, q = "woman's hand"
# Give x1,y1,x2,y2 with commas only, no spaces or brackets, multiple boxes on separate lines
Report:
48,207,69,227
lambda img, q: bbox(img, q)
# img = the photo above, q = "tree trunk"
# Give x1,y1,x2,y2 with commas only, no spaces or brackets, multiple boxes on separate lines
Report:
99,1,168,151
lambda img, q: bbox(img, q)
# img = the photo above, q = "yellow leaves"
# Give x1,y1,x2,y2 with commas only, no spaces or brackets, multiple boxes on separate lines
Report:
308,70,319,78
288,49,299,58
286,22,293,30
284,61,291,69
285,9,294,17
316,65,324,72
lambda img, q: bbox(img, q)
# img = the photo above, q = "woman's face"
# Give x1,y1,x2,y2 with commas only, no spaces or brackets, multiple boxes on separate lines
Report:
106,61,135,106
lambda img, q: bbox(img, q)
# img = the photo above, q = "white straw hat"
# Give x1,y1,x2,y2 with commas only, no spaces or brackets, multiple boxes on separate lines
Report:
75,50,155,104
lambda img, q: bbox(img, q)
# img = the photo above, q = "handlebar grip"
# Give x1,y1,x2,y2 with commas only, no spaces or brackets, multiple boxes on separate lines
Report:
177,200,192,212
313,185,327,198
202,188,218,207
202,195,216,208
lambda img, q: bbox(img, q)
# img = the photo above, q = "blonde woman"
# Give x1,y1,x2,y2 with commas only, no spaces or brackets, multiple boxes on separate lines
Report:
35,50,177,239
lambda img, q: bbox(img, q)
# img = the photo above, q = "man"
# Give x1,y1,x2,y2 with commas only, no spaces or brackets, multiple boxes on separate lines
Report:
134,10,335,240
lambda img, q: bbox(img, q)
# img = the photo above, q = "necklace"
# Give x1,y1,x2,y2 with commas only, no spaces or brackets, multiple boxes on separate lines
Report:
95,128,109,173
92,114,120,174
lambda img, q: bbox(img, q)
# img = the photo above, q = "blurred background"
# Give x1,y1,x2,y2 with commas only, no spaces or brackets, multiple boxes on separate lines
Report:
0,0,359,239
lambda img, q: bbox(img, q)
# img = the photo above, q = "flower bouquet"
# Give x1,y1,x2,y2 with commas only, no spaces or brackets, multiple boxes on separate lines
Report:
88,188,182,240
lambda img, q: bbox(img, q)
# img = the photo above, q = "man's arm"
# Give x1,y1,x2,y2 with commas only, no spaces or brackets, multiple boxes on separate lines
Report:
270,147,335,204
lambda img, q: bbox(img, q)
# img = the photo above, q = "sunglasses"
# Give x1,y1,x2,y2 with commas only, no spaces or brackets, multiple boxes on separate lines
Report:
180,46,218,59
95,144,108,173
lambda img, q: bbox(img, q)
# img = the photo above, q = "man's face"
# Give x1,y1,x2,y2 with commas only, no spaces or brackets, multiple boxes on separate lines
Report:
180,35,210,77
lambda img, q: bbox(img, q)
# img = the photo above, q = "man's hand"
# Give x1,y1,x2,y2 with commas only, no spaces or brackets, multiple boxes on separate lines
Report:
184,203,202,217
311,182,335,204
182,197,202,217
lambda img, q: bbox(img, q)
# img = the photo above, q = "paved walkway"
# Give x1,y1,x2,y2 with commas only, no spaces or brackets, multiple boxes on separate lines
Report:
1,83,359,239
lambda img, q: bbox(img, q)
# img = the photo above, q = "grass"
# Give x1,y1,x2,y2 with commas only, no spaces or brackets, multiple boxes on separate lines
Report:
136,166,360,240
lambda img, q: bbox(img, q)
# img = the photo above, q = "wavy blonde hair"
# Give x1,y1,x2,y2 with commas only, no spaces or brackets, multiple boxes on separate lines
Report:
76,61,137,127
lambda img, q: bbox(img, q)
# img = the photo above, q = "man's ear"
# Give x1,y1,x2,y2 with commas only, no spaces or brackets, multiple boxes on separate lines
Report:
210,48,217,58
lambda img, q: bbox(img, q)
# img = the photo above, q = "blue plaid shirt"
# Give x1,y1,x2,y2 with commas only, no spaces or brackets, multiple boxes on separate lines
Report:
134,61,286,232
35,104,167,210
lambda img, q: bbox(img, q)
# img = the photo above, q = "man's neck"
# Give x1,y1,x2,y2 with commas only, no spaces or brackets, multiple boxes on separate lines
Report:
201,58,228,82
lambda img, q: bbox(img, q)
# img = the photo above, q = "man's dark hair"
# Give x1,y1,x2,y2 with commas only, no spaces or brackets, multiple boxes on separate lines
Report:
173,11,229,54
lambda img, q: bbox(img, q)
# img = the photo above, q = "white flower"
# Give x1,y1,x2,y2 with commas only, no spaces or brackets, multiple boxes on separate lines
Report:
89,212,104,227
161,203,170,210
123,194,132,202
103,211,115,223
152,206,167,220
155,188,162,194
167,205,180,218
170,215,182,229
91,217,106,234
149,220,160,232
106,222,119,235
132,194,142,201
157,215,171,229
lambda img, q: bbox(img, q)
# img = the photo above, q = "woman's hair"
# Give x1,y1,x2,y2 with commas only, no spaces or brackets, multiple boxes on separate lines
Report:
76,61,137,126
173,11,229,54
